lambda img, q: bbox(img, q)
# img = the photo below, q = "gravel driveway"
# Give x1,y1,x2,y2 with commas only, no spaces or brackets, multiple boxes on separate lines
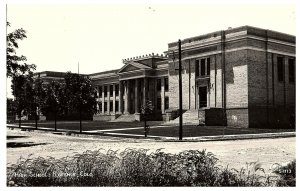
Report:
7,129,295,173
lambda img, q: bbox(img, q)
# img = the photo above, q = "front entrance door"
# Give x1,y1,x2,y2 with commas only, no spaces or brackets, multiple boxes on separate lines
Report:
199,86,207,108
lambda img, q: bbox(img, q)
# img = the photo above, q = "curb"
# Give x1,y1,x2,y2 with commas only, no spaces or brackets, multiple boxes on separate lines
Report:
7,124,295,142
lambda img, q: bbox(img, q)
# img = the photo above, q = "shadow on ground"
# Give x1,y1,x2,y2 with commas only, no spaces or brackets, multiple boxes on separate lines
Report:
7,142,49,148
7,136,29,140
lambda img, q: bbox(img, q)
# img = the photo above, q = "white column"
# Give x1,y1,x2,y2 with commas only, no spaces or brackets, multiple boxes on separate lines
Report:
119,81,123,113
101,85,105,114
113,84,116,114
107,85,110,114
124,81,129,114
161,77,165,113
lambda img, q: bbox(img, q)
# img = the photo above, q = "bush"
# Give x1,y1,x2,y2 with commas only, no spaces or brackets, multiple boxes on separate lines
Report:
274,160,296,186
6,149,295,187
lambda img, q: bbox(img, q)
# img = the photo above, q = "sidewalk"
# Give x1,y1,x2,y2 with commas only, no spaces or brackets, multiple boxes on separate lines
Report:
7,123,296,142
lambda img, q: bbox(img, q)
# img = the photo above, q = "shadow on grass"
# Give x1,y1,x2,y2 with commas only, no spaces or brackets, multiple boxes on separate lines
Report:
7,142,49,148
7,136,29,140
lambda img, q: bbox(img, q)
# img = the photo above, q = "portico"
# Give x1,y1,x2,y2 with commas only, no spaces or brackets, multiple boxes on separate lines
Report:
92,54,169,121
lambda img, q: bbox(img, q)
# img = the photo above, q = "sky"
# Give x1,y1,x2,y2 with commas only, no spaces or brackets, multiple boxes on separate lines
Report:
5,2,296,98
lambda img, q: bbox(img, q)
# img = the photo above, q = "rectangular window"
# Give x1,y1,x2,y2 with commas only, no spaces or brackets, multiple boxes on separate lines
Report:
165,97,169,110
277,57,284,82
157,97,161,110
289,58,295,83
195,60,199,77
110,85,113,97
104,102,107,112
157,79,161,91
110,101,113,112
115,84,119,96
165,77,169,91
115,101,119,112
200,59,206,76
196,58,210,77
207,58,210,75
99,86,102,98
104,86,107,97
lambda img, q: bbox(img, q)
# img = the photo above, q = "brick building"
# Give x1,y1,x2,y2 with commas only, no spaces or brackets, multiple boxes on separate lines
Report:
38,26,296,128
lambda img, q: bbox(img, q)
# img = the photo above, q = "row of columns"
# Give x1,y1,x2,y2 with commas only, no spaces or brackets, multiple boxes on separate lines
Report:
96,77,167,115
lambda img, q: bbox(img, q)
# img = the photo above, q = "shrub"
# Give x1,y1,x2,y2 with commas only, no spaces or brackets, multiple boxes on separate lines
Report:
274,160,296,186
6,149,295,187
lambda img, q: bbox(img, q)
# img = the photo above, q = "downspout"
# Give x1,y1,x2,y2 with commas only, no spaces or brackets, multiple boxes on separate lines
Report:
221,30,227,125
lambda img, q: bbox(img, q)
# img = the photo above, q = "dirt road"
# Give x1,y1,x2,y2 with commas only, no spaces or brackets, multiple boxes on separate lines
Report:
7,129,295,172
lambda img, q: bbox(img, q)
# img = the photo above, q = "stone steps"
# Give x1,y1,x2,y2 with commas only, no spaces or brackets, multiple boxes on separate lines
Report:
166,110,200,125
111,114,136,122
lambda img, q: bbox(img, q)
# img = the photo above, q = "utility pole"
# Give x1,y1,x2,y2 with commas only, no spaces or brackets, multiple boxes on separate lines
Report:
178,39,183,140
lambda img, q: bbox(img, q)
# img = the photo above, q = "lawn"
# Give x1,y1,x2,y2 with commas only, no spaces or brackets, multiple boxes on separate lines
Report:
106,125,295,138
7,120,295,138
7,120,162,131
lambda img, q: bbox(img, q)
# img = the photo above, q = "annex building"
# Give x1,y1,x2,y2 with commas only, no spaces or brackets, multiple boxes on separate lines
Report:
38,26,296,128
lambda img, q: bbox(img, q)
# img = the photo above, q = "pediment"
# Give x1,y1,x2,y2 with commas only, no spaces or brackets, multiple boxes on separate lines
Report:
118,62,151,74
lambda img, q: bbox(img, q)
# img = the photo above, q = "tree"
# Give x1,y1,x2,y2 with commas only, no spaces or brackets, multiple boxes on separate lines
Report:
7,22,36,78
32,76,46,129
64,72,97,133
141,100,154,137
41,81,62,131
11,74,34,128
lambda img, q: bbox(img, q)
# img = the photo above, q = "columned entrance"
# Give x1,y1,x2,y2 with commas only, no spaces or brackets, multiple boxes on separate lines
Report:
123,78,146,114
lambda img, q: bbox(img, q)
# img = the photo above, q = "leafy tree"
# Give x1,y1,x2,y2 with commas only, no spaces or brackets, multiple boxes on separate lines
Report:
11,74,34,128
64,72,97,133
6,22,36,78
41,81,62,131
7,98,16,122
32,76,46,129
141,100,154,137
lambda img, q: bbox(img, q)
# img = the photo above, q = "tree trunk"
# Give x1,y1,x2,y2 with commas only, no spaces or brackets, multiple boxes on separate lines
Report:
79,108,82,133
54,111,57,131
144,115,147,137
35,109,38,129
19,110,21,129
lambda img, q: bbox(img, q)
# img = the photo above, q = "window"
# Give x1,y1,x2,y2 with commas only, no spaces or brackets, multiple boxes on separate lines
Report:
157,97,161,110
165,77,169,91
165,97,169,110
277,57,284,82
115,101,119,112
115,84,119,96
157,79,161,91
110,85,113,97
195,60,199,77
104,86,107,97
104,102,107,112
99,86,102,98
196,57,210,77
289,58,295,83
207,58,210,75
110,101,113,112
200,59,206,76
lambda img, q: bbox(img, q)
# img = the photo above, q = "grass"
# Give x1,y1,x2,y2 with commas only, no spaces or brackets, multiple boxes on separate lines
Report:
107,125,295,138
7,148,295,187
7,120,294,138
7,120,162,131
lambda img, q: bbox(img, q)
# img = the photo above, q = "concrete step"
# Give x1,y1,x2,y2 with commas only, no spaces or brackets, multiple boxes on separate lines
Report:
166,110,200,125
111,114,136,122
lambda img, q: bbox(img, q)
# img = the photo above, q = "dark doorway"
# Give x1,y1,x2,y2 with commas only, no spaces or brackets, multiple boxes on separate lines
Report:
199,86,207,108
